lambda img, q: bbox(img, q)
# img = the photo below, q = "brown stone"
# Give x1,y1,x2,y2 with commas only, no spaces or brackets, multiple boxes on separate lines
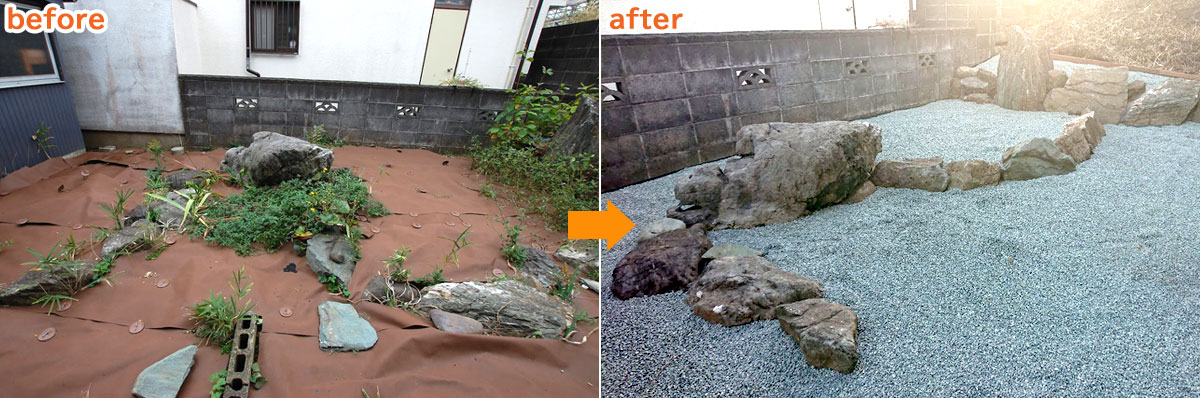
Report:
1123,78,1200,126
842,180,876,204
996,26,1054,111
1042,67,1128,124
870,157,949,192
1053,112,1107,164
777,299,860,374
946,160,1001,190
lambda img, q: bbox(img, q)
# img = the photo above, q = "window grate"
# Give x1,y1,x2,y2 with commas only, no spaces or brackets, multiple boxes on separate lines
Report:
249,0,300,54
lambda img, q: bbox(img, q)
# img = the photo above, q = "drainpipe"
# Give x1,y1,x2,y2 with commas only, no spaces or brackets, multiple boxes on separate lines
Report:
511,0,545,89
245,0,260,77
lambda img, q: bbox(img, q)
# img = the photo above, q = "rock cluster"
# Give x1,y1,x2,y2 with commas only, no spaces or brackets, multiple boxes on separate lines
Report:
952,66,997,104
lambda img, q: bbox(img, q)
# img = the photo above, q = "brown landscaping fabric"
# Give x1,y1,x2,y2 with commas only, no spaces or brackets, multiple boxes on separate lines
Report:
0,147,599,397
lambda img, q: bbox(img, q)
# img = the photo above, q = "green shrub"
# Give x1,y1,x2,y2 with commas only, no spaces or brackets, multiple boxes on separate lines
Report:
188,267,254,354
470,144,596,230
197,168,388,255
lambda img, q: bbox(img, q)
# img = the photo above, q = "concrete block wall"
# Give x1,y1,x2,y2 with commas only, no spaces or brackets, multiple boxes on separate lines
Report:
911,0,1001,65
601,28,980,191
179,76,510,151
522,20,600,90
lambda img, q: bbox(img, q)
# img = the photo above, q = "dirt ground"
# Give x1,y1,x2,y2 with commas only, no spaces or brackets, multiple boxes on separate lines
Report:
0,147,599,397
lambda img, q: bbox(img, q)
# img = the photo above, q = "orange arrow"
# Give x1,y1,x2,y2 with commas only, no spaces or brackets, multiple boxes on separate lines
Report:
568,200,635,250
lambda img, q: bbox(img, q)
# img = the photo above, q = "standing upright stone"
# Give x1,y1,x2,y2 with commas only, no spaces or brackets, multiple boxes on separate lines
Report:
995,26,1054,111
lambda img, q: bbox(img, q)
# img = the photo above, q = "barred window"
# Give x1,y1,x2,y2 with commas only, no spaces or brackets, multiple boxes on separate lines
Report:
249,0,300,54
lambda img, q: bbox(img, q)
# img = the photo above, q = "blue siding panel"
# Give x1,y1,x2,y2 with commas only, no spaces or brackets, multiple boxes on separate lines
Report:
0,82,85,174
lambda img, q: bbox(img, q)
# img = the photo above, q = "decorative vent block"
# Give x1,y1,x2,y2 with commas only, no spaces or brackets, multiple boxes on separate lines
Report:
477,110,498,121
396,105,420,117
918,54,936,68
844,60,869,77
600,82,625,104
235,98,258,109
315,101,339,112
735,68,773,87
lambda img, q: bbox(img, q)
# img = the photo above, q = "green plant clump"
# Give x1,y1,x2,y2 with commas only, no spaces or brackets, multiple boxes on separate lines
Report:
196,168,388,255
441,227,473,267
188,267,255,354
382,246,413,282
319,274,349,298
439,74,483,88
468,73,597,230
305,125,344,148
500,219,527,268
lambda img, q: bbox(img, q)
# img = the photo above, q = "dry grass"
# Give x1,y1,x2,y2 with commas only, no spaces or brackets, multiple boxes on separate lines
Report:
1020,0,1200,75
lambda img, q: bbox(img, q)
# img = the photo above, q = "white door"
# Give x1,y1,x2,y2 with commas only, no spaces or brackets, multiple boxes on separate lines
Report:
420,8,470,85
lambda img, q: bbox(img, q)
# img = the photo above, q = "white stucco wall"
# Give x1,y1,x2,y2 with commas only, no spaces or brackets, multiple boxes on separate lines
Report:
601,0,910,34
175,0,560,88
172,0,202,74
57,0,184,134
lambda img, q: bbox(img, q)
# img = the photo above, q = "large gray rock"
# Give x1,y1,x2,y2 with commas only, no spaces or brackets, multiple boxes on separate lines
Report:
419,280,575,339
1002,137,1077,181
996,26,1054,111
777,299,860,374
221,131,334,186
946,159,1001,190
101,219,158,256
548,97,598,156
517,246,566,292
1042,67,1128,124
674,164,725,208
163,169,207,190
870,157,950,192
637,218,686,242
554,239,599,278
610,226,712,300
306,232,357,288
1054,112,1106,163
132,345,197,398
0,260,95,305
686,256,823,326
715,122,882,228
317,301,377,351
1123,78,1200,126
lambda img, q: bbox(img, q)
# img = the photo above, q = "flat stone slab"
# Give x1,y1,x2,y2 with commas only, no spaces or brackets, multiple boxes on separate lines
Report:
132,345,197,398
701,243,763,260
777,299,859,374
317,301,377,352
637,218,686,241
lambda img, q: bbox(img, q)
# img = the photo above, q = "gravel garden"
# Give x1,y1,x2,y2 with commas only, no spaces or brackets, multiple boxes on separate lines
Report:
601,27,1200,397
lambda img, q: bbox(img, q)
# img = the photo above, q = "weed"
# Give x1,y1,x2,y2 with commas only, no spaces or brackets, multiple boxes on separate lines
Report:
479,182,496,199
197,168,388,255
99,188,136,230
500,219,526,268
410,268,447,289
145,169,170,193
24,241,93,313
382,246,413,282
188,267,255,354
318,274,349,298
250,362,268,389
469,145,596,231
31,124,54,159
32,294,77,314
305,125,343,148
88,253,120,288
361,386,381,398
209,370,227,398
550,271,577,301
147,187,214,232
441,227,473,267
439,74,483,88
147,138,165,171
0,240,11,253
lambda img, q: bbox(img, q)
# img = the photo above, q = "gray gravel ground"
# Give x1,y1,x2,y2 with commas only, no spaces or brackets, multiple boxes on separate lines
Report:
601,101,1200,397
863,100,1074,161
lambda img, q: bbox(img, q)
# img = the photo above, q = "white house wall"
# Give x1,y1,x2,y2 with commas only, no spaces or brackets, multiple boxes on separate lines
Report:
177,0,560,88
456,0,564,88
57,0,185,134
173,0,203,74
